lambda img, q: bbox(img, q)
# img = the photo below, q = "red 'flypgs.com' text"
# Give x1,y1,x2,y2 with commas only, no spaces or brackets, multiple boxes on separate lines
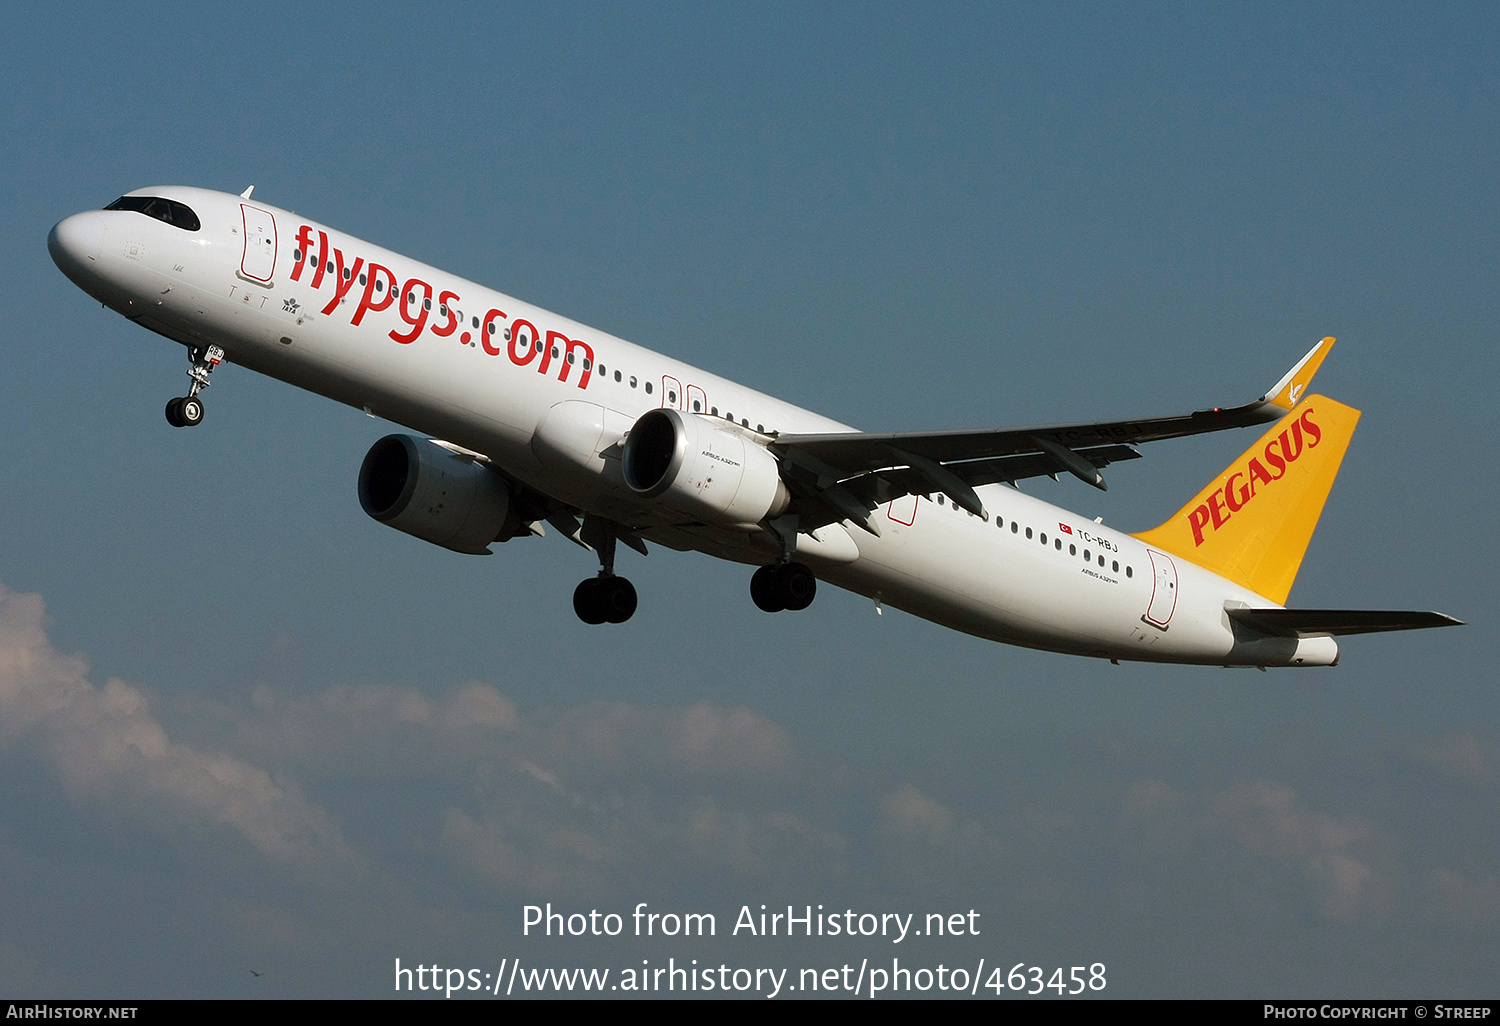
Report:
290,225,594,388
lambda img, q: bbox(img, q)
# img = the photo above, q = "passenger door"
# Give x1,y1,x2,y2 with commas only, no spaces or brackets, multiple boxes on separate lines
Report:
239,204,277,284
1143,549,1179,629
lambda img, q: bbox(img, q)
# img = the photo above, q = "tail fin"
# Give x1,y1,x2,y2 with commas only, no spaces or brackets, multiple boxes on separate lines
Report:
1132,395,1360,605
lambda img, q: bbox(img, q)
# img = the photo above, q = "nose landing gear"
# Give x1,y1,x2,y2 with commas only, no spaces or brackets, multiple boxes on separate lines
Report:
164,345,224,428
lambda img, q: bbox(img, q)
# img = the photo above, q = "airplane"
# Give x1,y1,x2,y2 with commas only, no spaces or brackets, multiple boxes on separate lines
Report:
47,186,1460,668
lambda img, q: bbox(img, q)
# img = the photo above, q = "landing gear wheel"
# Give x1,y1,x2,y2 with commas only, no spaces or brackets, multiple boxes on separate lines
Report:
751,565,785,612
751,563,817,612
574,576,637,625
178,396,205,427
573,578,607,625
165,397,184,427
779,562,817,611
602,576,637,623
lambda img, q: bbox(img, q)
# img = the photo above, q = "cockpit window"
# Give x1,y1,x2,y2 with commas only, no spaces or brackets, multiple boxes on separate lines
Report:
104,195,201,232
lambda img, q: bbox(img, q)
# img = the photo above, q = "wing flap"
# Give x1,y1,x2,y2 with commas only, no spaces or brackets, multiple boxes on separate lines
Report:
788,445,1142,531
845,445,1141,501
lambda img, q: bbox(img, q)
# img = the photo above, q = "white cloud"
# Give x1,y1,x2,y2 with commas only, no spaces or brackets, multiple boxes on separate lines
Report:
0,584,354,869
879,782,956,842
6,575,1495,994
0,580,836,901
426,700,834,894
1119,777,1392,923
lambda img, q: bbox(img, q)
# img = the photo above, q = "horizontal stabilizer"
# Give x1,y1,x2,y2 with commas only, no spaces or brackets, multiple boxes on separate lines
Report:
1227,607,1464,638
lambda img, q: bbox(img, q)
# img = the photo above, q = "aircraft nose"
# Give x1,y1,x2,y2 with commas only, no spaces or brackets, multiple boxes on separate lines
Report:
48,211,106,283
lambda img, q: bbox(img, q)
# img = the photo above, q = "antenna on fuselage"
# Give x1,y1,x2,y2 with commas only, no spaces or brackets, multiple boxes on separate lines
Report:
240,185,255,199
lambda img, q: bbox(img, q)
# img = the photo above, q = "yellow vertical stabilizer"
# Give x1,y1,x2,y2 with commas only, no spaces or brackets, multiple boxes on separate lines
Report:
1132,395,1360,605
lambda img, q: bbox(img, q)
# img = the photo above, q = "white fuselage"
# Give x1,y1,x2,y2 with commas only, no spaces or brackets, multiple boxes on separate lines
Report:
48,187,1337,667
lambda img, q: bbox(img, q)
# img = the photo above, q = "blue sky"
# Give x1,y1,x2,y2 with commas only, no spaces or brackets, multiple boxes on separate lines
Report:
0,2,1495,997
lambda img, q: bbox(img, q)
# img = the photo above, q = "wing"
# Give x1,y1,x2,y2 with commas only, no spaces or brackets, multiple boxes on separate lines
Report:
769,338,1335,534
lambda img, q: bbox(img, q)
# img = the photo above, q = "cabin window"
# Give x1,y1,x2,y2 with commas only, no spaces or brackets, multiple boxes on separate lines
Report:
614,370,622,382
630,376,638,388
645,381,653,394
423,297,431,310
937,495,945,506
359,273,367,285
343,267,352,279
104,196,202,232
693,401,702,412
1084,549,1091,561
1069,543,1077,555
582,358,591,370
1040,532,1047,545
756,423,764,433
487,322,496,334
376,280,385,292
1098,555,1105,566
1011,522,1018,534
1112,560,1119,572
1025,527,1033,539
1055,538,1062,550
472,316,480,329
1126,566,1133,578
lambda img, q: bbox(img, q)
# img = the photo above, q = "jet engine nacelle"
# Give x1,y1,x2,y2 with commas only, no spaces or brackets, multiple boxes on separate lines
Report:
622,409,790,526
358,435,519,554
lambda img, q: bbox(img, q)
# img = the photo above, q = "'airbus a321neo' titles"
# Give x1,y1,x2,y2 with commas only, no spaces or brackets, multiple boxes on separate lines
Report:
48,187,1460,667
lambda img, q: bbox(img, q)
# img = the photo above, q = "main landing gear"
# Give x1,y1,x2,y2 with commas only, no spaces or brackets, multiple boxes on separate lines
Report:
165,344,224,428
750,515,817,612
573,519,638,625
